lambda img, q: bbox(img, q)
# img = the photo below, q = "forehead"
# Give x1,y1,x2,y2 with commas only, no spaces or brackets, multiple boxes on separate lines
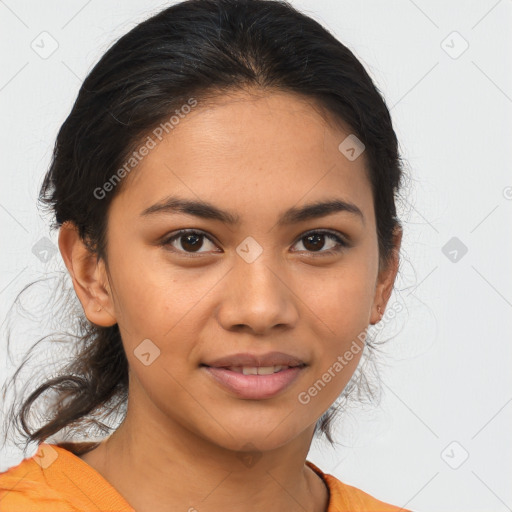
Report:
112,89,374,225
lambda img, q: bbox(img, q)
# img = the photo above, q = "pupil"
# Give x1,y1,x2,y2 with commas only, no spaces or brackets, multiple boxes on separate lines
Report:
304,234,324,252
182,234,202,252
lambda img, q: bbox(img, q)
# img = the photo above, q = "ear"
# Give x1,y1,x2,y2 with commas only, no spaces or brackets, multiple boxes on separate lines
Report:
369,226,402,325
58,221,117,327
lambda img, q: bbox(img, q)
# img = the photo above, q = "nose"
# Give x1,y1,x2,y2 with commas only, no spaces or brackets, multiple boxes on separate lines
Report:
215,256,299,336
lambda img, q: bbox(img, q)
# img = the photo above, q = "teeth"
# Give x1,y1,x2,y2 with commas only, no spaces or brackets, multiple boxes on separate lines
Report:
255,366,276,375
227,365,288,375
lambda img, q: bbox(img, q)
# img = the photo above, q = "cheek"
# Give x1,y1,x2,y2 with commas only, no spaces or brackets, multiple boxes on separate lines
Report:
323,275,373,362
302,260,375,327
108,255,218,365
297,262,373,401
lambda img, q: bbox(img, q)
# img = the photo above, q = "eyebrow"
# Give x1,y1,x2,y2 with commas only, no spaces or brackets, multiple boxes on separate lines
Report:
140,195,365,226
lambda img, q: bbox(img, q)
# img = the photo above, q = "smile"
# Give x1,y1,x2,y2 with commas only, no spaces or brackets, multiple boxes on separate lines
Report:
201,364,306,399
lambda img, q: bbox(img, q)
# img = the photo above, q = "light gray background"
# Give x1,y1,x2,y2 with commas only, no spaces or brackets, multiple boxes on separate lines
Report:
0,1,511,511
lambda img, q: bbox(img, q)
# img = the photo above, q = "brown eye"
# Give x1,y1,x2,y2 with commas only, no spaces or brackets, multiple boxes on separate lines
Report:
162,230,219,254
161,229,348,258
179,233,204,252
292,230,348,255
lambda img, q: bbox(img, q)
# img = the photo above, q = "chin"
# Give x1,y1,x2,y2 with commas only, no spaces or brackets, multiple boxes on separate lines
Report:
201,417,311,455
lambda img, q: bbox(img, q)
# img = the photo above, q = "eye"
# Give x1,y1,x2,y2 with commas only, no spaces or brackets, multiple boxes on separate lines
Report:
161,229,220,256
291,230,349,256
161,229,349,257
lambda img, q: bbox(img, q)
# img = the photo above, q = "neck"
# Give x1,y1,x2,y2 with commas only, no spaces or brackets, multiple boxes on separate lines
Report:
78,396,329,512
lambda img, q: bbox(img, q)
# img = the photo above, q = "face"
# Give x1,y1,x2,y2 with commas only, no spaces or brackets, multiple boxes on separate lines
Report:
63,88,400,453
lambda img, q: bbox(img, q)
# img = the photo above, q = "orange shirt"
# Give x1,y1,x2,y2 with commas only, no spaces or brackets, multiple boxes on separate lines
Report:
0,442,411,511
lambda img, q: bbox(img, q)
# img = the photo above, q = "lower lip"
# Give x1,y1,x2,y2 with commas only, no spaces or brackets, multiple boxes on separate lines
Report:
202,366,305,399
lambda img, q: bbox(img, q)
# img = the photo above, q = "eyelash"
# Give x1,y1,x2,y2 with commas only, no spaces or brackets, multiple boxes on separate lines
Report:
160,229,349,258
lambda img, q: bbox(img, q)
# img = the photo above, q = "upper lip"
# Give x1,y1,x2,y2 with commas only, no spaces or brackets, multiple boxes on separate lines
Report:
203,351,306,368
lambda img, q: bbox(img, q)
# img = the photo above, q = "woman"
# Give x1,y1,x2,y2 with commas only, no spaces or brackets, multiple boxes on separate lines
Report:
0,0,410,510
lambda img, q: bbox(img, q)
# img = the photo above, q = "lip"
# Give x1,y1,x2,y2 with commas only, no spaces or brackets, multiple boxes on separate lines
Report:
203,351,306,368
202,365,305,399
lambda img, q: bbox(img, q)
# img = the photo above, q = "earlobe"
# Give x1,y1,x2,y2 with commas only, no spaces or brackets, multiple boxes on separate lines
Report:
58,221,117,327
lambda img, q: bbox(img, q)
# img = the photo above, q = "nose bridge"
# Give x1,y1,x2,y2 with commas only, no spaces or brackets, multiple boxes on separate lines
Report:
217,239,298,333
235,240,283,304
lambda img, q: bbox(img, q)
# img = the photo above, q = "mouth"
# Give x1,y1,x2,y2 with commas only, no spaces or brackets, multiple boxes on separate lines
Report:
204,364,305,375
202,351,306,369
200,363,307,399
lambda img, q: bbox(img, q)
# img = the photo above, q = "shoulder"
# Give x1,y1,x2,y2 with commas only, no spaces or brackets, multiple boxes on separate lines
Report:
0,447,72,511
306,460,412,512
0,442,135,512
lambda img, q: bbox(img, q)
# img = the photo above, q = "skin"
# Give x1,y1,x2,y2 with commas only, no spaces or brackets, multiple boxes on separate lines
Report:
58,87,401,512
